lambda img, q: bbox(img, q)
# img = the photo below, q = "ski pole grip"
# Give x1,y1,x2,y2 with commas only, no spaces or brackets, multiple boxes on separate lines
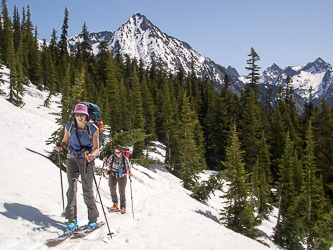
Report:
56,142,68,155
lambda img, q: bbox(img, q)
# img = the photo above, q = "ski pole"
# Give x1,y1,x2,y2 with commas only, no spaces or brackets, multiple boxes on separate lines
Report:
56,143,65,216
95,162,105,202
129,176,134,219
91,164,113,238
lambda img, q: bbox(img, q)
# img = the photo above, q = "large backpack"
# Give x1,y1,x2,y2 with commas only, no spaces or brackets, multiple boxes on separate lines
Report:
67,102,104,153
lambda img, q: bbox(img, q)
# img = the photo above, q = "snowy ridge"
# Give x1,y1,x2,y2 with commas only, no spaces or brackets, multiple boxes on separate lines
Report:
0,67,281,249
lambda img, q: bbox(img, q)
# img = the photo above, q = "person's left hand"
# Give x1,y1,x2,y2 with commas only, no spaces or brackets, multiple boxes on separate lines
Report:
86,153,94,162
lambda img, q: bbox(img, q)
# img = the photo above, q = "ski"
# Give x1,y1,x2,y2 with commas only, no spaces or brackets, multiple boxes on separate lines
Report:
71,221,108,239
46,225,86,247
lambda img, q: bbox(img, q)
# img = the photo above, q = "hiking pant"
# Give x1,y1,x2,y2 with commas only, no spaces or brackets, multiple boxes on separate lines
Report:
65,158,99,221
109,175,127,208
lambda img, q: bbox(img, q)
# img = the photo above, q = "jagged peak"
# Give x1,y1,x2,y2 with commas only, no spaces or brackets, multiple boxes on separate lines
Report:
268,63,282,71
227,66,240,78
315,57,325,64
301,57,330,72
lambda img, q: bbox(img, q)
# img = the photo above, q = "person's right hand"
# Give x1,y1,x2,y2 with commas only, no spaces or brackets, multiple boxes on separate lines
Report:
103,157,107,163
55,144,63,152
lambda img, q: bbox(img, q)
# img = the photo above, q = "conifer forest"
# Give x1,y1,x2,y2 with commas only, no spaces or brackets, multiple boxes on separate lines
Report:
1,2,333,249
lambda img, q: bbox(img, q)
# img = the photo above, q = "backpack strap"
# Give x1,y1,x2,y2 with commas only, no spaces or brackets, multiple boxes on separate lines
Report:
66,118,76,152
122,155,127,173
66,118,96,158
86,119,98,142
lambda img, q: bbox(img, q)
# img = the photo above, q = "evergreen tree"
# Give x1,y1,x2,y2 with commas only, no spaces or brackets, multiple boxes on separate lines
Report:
59,7,69,57
29,25,42,87
269,103,287,183
104,52,120,131
130,66,145,159
12,5,20,52
1,0,11,64
293,120,332,250
252,130,271,219
71,65,85,103
204,89,227,170
301,86,315,137
140,73,157,142
239,88,262,173
245,47,261,97
177,92,202,190
156,80,178,170
22,5,35,80
96,40,110,85
312,97,333,201
7,31,24,107
78,22,93,62
273,131,302,249
220,123,260,239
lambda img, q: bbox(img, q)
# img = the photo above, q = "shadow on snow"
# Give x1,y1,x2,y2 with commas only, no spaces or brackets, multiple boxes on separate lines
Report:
0,203,65,231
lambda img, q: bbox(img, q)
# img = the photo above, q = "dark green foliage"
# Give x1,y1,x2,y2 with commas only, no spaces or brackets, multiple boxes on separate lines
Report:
177,92,206,190
273,132,303,249
312,97,333,201
78,22,93,62
220,123,261,239
245,47,261,97
59,7,69,57
252,130,272,220
191,171,224,202
100,128,146,159
293,121,332,250
239,88,263,172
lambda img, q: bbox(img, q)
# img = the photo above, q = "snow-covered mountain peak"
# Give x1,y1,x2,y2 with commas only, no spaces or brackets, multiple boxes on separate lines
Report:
260,63,283,85
130,13,154,32
269,63,282,72
66,13,244,93
301,57,331,73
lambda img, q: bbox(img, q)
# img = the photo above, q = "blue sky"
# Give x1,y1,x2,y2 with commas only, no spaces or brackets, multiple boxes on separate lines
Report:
7,0,333,75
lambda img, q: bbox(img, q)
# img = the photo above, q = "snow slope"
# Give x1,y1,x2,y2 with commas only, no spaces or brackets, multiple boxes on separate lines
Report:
0,69,282,249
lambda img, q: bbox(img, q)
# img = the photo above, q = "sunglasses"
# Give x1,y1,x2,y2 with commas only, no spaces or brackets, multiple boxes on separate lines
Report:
75,113,86,117
115,151,121,155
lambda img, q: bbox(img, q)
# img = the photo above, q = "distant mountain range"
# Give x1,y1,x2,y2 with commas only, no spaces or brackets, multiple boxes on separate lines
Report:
259,57,333,107
67,13,333,113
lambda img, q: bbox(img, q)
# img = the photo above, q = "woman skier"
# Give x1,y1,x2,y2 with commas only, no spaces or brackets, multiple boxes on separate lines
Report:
55,103,99,231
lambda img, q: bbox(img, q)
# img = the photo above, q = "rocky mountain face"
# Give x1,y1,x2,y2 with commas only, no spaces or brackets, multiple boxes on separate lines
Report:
67,13,245,95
